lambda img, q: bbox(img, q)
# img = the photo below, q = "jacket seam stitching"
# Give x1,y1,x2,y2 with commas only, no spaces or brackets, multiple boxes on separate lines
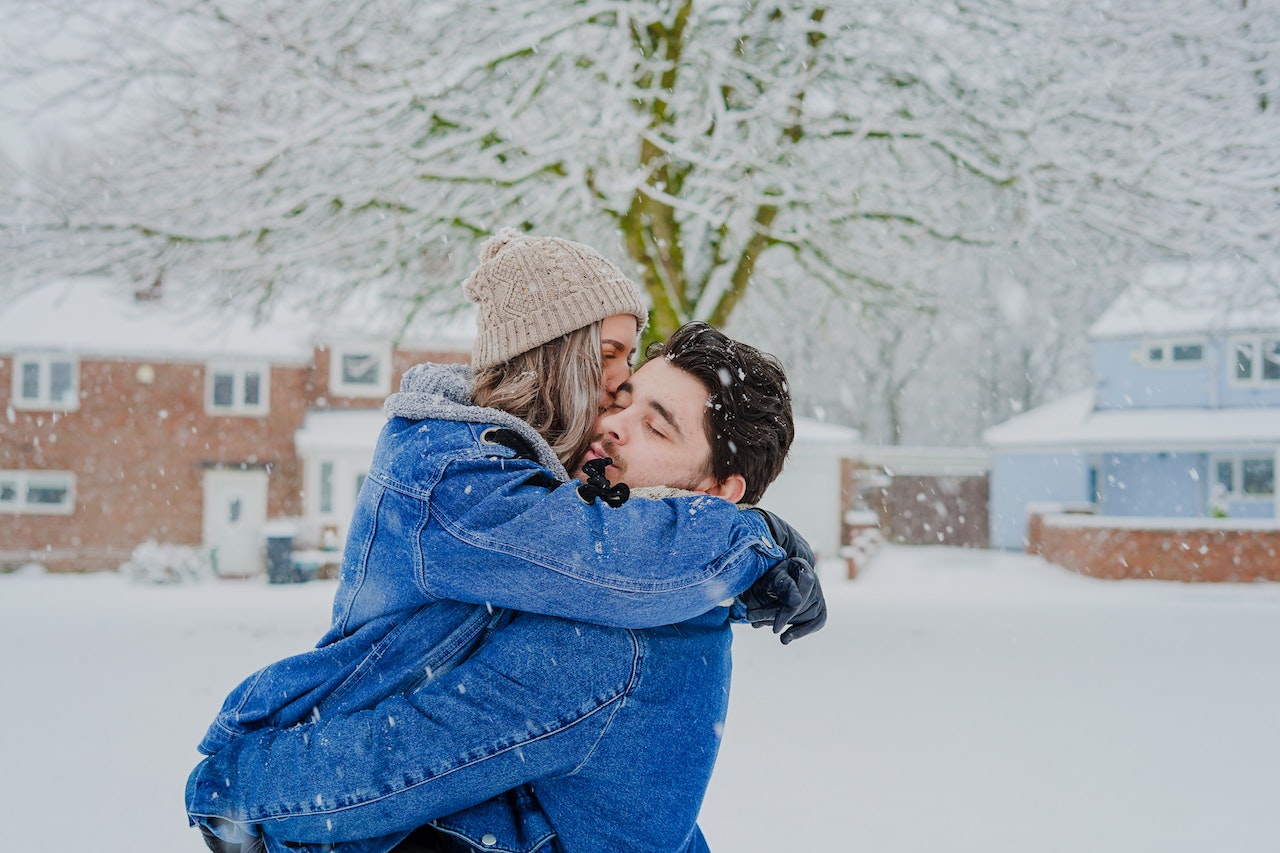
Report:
431,501,767,594
193,687,630,824
562,629,643,777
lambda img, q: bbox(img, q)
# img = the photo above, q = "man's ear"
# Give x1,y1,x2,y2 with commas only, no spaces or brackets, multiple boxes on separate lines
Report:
701,473,747,504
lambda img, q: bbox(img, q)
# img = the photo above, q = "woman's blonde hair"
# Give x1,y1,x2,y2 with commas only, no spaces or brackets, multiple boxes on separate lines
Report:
471,321,604,472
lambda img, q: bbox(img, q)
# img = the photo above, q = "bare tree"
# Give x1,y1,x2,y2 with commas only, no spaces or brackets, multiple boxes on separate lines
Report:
4,1,1277,338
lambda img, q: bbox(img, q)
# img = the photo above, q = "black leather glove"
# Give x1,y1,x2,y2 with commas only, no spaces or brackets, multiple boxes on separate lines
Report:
740,509,828,644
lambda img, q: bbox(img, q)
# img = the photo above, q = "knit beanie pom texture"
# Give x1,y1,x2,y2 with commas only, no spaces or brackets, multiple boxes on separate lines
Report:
477,227,524,262
464,228,648,370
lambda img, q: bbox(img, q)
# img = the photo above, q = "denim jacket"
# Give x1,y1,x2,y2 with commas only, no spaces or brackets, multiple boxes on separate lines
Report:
190,607,734,853
189,363,781,850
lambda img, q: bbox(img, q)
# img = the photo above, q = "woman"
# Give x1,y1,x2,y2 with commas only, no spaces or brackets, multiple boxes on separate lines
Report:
190,229,808,852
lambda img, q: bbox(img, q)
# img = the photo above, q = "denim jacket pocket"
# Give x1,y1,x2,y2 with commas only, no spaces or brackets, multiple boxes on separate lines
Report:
430,786,557,853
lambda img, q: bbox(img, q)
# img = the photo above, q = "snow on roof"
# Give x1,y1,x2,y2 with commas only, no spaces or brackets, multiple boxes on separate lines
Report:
294,408,387,452
793,417,861,451
0,278,474,362
1088,261,1280,340
856,445,990,476
984,388,1280,450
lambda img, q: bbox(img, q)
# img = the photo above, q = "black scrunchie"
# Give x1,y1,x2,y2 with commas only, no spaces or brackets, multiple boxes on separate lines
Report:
578,458,630,508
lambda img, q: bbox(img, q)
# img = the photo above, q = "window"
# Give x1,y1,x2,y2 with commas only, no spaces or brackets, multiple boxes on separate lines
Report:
319,462,334,513
0,470,76,515
1211,455,1275,500
11,353,79,411
1215,459,1234,494
206,363,270,416
1172,343,1204,362
328,343,391,398
1242,458,1275,496
1231,336,1280,385
1143,339,1205,367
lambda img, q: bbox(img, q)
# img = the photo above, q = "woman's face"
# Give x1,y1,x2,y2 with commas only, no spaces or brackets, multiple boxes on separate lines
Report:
599,313,640,410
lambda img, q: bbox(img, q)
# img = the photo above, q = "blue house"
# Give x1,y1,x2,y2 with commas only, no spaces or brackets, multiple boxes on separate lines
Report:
985,263,1280,550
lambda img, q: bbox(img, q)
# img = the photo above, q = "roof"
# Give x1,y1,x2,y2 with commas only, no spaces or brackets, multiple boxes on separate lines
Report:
1089,261,1280,340
792,417,861,455
855,445,990,476
0,278,474,362
984,389,1280,451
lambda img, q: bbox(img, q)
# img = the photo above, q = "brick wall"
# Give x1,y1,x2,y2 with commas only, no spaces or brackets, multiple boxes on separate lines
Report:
1027,511,1280,582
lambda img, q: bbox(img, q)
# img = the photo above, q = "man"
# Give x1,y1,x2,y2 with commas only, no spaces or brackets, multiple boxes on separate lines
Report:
188,323,822,852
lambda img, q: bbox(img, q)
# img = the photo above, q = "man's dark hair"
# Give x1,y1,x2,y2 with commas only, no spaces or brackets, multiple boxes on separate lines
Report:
645,322,794,504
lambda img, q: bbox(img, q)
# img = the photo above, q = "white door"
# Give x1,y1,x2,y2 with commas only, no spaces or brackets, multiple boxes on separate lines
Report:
203,468,269,577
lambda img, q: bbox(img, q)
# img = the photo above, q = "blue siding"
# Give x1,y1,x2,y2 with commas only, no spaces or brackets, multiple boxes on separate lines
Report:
1098,452,1204,516
1218,499,1280,517
1222,499,1276,519
989,452,1092,550
1093,339,1213,410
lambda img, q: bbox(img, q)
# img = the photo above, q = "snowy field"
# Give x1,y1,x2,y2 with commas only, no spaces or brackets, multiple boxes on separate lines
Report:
2,544,1277,853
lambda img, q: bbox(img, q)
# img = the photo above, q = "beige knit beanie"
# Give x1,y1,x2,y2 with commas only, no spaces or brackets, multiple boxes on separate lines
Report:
464,228,649,370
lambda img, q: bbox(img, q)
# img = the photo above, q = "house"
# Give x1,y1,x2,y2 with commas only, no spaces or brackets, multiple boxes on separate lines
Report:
1,278,471,574
985,262,1280,555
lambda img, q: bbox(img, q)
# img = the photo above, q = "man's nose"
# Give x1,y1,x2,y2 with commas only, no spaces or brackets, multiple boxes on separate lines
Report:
598,409,626,443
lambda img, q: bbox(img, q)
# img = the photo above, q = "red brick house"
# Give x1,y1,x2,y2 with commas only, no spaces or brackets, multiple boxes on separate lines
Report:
0,279,471,574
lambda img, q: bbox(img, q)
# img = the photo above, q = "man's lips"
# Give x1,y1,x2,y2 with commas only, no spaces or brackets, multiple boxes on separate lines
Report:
586,444,617,470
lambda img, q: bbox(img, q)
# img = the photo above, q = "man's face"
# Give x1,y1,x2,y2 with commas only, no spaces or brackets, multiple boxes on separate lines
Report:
585,356,716,492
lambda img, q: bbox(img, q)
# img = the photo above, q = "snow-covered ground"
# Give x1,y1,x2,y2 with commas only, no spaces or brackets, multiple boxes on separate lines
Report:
2,545,1276,852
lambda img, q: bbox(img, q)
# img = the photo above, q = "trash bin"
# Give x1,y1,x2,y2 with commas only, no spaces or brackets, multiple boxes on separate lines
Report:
262,519,303,584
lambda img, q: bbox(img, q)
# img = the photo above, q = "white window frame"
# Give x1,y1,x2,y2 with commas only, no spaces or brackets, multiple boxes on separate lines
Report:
328,342,392,399
10,353,80,411
1210,453,1275,501
0,470,76,515
205,362,271,416
1142,338,1207,368
1229,335,1280,387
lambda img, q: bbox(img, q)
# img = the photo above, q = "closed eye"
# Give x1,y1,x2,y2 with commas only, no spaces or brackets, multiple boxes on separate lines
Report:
602,343,636,368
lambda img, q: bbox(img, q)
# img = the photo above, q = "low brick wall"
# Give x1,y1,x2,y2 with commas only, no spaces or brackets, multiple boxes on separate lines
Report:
1028,512,1280,582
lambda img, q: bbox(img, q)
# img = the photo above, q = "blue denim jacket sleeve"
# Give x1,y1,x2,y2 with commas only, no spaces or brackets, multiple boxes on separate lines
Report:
196,603,505,756
408,444,785,628
186,615,641,846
